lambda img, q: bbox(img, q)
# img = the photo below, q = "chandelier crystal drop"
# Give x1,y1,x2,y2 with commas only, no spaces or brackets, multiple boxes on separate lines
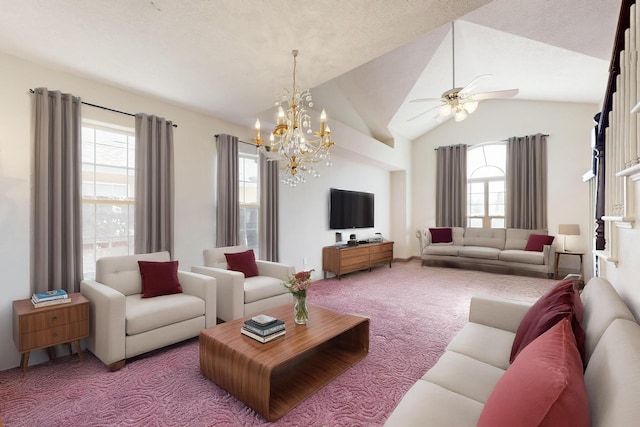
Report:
252,50,335,187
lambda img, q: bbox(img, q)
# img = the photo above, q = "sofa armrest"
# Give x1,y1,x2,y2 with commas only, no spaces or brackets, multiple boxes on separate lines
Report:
80,279,126,366
256,260,295,281
416,228,432,253
178,270,217,327
468,295,534,333
191,266,244,321
542,244,556,273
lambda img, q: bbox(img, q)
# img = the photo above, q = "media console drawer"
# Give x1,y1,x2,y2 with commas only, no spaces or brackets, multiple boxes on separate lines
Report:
322,241,394,279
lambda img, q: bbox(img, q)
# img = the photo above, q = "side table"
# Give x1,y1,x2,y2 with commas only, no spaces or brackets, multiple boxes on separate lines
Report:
12,292,90,375
554,251,585,280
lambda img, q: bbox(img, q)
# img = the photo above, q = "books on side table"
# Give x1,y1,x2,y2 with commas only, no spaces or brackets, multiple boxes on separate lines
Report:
31,289,71,308
241,314,286,343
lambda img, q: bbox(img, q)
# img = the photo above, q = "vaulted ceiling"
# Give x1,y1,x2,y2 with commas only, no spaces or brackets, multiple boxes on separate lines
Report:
0,0,620,143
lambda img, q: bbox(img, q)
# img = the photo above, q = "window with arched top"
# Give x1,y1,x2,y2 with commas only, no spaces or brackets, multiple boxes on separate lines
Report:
467,143,506,228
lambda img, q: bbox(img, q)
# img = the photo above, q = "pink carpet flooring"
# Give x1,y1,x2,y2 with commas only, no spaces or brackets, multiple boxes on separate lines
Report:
0,261,557,426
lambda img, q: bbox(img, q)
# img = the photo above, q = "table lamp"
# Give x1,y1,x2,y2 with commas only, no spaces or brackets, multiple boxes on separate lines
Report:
558,224,580,252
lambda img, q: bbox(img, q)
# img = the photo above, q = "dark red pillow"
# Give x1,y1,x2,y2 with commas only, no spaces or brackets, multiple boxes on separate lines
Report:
524,234,555,252
429,227,453,244
225,249,259,278
138,260,183,298
479,318,590,427
510,279,585,363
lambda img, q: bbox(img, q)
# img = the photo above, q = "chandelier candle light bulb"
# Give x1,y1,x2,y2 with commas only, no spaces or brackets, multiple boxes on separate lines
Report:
252,50,335,186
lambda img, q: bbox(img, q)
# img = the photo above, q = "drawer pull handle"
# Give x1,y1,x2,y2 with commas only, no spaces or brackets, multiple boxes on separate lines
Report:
52,332,58,337
52,316,58,321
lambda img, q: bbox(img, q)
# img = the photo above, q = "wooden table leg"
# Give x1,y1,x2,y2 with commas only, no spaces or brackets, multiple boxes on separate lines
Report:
20,352,29,376
73,340,84,362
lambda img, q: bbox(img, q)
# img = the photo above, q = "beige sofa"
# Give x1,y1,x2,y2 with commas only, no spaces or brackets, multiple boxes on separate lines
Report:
384,277,640,426
191,245,294,322
80,251,217,370
417,227,556,277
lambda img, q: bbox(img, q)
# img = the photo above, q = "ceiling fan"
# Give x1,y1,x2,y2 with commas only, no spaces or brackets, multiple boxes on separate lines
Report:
409,21,519,122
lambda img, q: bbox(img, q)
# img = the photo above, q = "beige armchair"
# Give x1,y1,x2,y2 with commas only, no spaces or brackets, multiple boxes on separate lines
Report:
192,245,294,322
80,251,216,371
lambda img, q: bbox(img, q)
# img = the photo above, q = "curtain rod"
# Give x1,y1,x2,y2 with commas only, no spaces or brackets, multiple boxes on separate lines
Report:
214,134,256,146
433,134,550,150
29,89,178,128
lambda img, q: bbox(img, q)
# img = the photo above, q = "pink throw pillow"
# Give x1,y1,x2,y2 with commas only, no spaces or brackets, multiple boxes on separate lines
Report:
429,227,453,244
524,234,555,252
225,249,259,278
138,260,183,298
478,318,589,427
510,279,585,363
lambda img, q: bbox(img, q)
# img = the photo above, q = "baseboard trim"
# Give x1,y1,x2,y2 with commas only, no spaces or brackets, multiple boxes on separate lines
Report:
393,256,419,263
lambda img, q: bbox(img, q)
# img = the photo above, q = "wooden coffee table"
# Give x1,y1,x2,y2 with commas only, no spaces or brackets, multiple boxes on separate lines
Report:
199,304,369,421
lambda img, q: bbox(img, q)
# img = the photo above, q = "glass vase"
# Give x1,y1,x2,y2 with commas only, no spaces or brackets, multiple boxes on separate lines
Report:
293,291,309,324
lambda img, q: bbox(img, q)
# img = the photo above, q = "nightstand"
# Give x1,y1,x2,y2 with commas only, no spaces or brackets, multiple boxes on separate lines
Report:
12,292,89,375
554,251,585,280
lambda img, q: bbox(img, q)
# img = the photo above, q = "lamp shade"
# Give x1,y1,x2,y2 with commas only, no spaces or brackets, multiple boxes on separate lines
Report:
558,224,580,236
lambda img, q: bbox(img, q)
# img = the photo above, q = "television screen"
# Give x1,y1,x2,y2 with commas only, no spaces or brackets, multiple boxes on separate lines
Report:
329,188,374,229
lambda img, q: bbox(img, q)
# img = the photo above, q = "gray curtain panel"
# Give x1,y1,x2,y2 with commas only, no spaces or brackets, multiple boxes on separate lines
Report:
259,152,279,261
436,144,468,227
215,134,239,247
506,133,548,229
33,88,83,293
134,113,175,255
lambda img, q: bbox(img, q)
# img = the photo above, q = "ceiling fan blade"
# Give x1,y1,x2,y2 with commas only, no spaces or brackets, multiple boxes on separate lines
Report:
470,89,519,101
459,74,492,97
407,105,440,122
409,97,444,103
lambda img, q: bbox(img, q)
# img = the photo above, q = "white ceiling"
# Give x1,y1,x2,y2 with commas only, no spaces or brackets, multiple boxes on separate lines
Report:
0,0,620,142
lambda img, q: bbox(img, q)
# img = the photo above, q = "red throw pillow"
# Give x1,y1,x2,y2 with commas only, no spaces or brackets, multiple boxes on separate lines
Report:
524,234,555,252
138,260,183,298
510,279,585,363
429,227,453,244
225,249,259,278
478,318,590,427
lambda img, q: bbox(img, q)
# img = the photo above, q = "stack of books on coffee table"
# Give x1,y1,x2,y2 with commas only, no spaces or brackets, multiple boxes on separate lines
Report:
241,314,286,343
31,289,71,308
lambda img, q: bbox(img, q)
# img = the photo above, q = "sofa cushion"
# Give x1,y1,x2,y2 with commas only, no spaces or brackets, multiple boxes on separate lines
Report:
451,227,465,246
504,228,548,250
422,351,505,404
424,245,461,256
125,293,205,335
96,251,171,296
510,279,585,363
383,380,484,427
429,227,453,244
204,245,249,269
138,260,183,298
584,319,640,427
478,318,589,427
463,228,506,250
446,322,516,370
225,249,259,278
244,275,289,304
498,249,544,265
580,277,635,363
458,246,501,260
524,234,555,252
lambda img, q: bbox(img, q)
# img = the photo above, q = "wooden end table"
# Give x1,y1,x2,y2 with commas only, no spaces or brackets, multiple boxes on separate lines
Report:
12,292,90,375
554,251,585,279
200,304,369,421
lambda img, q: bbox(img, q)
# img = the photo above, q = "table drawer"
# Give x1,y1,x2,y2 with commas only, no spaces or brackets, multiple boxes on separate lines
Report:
370,251,392,264
369,243,393,254
19,321,89,352
19,303,88,334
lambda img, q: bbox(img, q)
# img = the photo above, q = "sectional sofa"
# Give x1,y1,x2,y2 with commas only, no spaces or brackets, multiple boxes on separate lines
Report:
384,277,640,426
416,227,556,277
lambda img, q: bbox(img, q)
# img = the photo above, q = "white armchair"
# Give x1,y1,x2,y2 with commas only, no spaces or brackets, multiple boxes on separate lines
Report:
80,251,216,371
191,245,295,322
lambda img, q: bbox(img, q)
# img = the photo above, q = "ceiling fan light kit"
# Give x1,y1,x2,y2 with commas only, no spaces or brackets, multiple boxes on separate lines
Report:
410,21,519,123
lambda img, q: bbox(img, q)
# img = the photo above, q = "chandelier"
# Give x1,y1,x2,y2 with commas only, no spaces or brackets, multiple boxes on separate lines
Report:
253,50,335,186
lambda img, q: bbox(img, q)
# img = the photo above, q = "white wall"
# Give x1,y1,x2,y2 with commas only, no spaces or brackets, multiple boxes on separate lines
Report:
410,99,598,277
0,52,408,371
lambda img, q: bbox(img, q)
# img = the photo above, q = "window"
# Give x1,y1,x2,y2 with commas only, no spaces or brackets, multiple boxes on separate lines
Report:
467,143,506,228
239,153,259,255
82,122,135,279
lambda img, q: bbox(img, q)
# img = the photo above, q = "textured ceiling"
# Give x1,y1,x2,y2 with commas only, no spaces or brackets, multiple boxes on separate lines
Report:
0,0,620,142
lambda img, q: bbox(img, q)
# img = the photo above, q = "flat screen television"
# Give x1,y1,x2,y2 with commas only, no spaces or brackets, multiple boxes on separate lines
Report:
329,188,374,229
